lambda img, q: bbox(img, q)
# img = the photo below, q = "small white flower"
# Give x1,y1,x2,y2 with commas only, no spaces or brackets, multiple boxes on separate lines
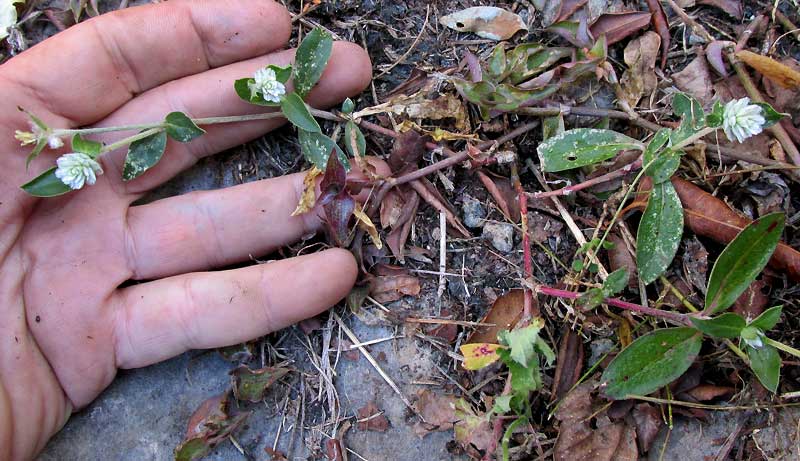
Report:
15,122,63,149
249,67,286,103
54,153,103,190
47,135,64,149
722,97,766,143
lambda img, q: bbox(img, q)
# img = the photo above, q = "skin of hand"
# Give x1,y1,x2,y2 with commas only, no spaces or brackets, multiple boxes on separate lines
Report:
0,1,388,458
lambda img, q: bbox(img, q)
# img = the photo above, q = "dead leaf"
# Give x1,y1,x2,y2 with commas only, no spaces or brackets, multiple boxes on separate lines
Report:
460,343,503,370
467,289,526,344
353,203,382,249
368,272,421,303
476,170,521,221
673,55,714,105
631,403,662,453
551,328,585,401
325,421,351,461
554,381,638,461
555,0,588,23
291,167,322,216
736,50,800,89
644,0,670,68
413,389,459,437
607,233,638,289
356,402,390,432
697,0,742,19
385,188,419,262
230,366,289,403
264,447,288,461
439,6,528,41
682,236,709,295
620,31,661,107
706,40,734,76
320,152,355,247
424,308,459,343
731,279,768,320
685,384,735,401
388,130,426,175
589,11,652,45
454,399,496,453
175,393,250,461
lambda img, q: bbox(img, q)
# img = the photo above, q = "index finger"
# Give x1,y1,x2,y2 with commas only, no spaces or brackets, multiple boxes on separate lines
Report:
0,0,291,126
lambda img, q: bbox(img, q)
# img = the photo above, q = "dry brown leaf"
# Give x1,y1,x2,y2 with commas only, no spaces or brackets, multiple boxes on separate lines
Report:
453,399,495,453
412,389,459,437
357,93,469,132
356,401,390,432
551,328,584,402
439,6,527,41
291,167,322,216
607,233,638,289
589,11,652,45
697,0,742,19
385,189,419,262
736,50,800,89
644,0,670,68
673,55,714,105
368,273,421,303
685,384,735,401
631,403,662,454
353,203,382,250
467,289,525,344
621,31,661,108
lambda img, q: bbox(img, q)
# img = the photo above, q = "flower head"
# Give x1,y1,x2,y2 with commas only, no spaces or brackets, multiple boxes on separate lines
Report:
15,122,63,149
249,67,286,103
55,153,103,190
722,97,766,143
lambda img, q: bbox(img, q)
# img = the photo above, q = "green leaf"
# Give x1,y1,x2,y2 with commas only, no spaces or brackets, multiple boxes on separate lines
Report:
636,181,684,284
486,44,507,80
537,128,643,173
280,92,321,133
454,79,559,118
25,139,48,169
705,212,785,313
578,287,605,310
293,28,333,97
341,98,355,114
542,114,565,141
672,93,705,130
493,395,512,414
745,343,780,392
601,327,703,399
706,101,724,127
643,129,679,184
535,336,555,366
344,121,366,158
498,348,541,395
122,130,168,181
753,102,785,128
497,320,544,367
602,268,629,297
20,167,71,197
690,313,746,338
164,112,205,142
71,134,102,156
748,305,782,331
507,45,571,84
230,366,290,402
297,129,349,171
232,65,291,106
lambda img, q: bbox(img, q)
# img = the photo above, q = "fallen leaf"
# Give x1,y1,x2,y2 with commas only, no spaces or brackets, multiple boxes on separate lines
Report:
631,403,662,453
439,6,528,41
413,390,459,437
424,308,459,343
356,402,390,432
736,50,800,89
476,170,521,221
368,272,421,303
388,130,426,175
291,166,322,216
706,40,735,76
644,0,670,68
264,447,288,461
460,343,503,370
672,55,714,105
467,289,526,344
731,279,768,319
589,11,651,45
697,0,742,19
607,233,638,289
230,366,289,403
385,188,419,262
551,328,585,401
555,0,588,22
620,31,661,107
175,393,250,461
325,421,351,461
554,381,638,461
685,384,735,401
682,236,709,294
454,399,495,453
353,203,382,249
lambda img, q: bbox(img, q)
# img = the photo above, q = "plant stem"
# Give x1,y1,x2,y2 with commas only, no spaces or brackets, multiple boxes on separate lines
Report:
527,156,643,200
764,337,800,359
536,285,689,324
52,123,164,137
670,126,717,152
725,339,750,363
511,161,535,321
101,127,163,154
192,112,285,125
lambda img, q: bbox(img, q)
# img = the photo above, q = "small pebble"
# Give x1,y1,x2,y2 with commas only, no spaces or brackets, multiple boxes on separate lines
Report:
462,196,486,228
482,222,514,253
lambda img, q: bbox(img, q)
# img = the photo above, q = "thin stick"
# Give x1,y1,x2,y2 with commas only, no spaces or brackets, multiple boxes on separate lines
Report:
511,161,534,320
437,211,447,300
375,6,430,78
332,312,418,415
527,157,643,200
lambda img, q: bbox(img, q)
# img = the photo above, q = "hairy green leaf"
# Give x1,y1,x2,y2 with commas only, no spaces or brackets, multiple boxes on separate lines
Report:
601,327,702,399
603,268,629,296
165,112,205,142
344,121,366,158
122,130,168,181
298,130,349,171
537,128,643,172
745,343,780,392
71,134,102,156
293,28,333,97
643,128,679,183
280,92,321,133
20,167,71,197
636,181,684,284
748,305,782,331
705,212,785,313
690,313,746,338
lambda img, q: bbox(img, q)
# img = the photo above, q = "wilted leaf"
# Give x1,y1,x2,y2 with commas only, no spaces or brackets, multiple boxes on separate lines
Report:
690,313,746,338
672,56,714,105
736,50,800,89
412,390,458,436
384,188,419,262
551,328,584,401
353,203,382,249
439,6,527,41
175,393,250,461
460,343,502,370
644,0,670,68
453,399,495,452
356,402,390,432
745,343,780,392
123,130,168,181
467,289,525,344
620,31,661,107
320,152,354,247
537,128,643,172
636,180,684,284
632,403,662,454
601,327,703,399
293,28,333,97
589,11,651,45
706,40,734,76
697,0,742,19
230,366,289,402
21,167,71,197
705,213,784,314
291,167,322,216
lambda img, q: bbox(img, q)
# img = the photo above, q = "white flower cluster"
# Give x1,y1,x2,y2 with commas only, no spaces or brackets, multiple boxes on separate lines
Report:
249,67,286,103
722,97,766,143
54,153,103,190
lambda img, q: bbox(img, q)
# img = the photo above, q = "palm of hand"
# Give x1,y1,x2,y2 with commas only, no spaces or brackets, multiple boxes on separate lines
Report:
0,1,376,458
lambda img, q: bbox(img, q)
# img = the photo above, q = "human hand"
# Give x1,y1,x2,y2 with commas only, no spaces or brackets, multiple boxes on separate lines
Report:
0,1,379,458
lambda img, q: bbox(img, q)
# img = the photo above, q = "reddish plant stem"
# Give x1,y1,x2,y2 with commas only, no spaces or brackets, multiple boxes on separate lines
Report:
527,156,643,200
537,285,689,324
511,162,534,322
